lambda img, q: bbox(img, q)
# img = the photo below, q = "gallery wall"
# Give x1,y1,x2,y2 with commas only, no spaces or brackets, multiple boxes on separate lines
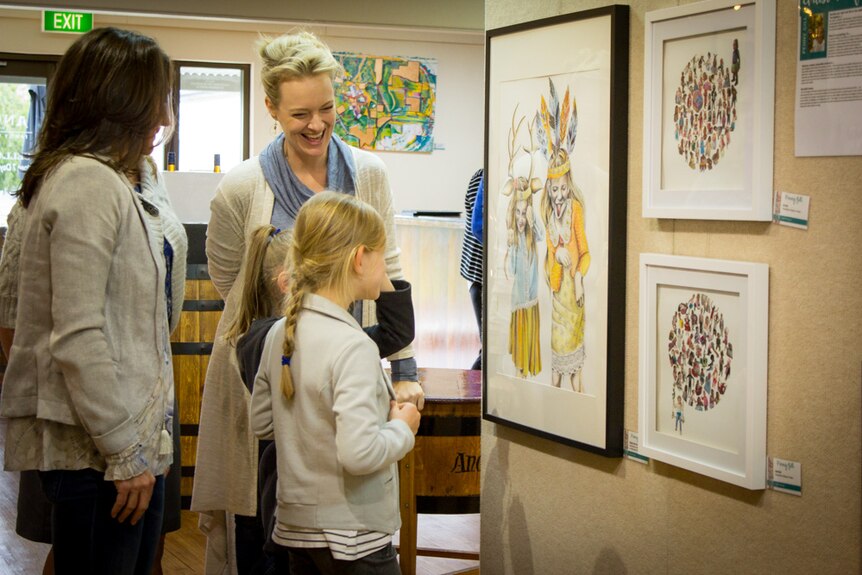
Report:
0,6,485,216
481,1,862,573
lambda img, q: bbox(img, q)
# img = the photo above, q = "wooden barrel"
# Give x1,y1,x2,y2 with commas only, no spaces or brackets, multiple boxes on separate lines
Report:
171,223,223,509
411,368,481,514
397,368,481,573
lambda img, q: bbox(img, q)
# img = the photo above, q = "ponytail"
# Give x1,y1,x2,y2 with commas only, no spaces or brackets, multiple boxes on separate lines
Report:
224,225,290,344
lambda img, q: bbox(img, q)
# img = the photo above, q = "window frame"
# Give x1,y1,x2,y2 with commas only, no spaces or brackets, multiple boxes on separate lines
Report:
163,60,251,171
0,53,59,84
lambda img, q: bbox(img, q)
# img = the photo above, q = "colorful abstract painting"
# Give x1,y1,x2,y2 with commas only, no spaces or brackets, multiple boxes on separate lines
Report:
332,51,436,153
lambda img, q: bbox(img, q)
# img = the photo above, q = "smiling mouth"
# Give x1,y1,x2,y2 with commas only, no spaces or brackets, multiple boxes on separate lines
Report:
303,131,326,145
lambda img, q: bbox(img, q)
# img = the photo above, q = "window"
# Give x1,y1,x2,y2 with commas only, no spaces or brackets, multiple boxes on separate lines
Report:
0,54,56,224
153,62,250,173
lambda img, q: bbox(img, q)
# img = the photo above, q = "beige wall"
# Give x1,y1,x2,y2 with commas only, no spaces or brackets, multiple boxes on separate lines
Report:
0,7,485,214
481,1,862,574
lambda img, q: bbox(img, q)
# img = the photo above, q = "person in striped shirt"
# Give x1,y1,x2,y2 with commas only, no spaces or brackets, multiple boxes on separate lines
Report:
459,169,484,370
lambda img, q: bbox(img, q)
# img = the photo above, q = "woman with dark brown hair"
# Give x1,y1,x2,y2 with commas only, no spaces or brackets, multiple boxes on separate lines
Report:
0,27,187,574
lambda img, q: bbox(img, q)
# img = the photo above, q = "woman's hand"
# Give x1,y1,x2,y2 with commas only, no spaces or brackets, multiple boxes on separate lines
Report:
389,400,421,434
393,380,425,410
112,470,156,525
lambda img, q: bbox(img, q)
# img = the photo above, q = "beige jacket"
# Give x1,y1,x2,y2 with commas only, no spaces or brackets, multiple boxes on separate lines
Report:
0,200,25,329
0,156,187,480
191,148,412,573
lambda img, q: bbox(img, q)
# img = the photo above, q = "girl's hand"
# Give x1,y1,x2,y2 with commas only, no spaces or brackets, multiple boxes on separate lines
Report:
390,400,421,434
112,470,156,525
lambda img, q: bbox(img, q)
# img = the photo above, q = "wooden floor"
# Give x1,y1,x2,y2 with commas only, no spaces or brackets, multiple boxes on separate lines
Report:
0,429,479,575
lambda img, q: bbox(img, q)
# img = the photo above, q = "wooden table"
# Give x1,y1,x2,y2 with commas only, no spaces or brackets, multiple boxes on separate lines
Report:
398,368,481,575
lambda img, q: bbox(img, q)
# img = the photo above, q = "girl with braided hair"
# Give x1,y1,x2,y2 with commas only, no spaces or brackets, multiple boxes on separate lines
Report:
250,192,419,573
223,223,415,571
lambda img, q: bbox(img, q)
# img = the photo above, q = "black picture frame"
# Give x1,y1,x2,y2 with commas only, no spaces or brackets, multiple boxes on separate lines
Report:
482,5,629,457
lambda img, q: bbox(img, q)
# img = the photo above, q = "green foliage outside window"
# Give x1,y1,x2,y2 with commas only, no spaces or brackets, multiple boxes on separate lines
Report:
0,83,31,196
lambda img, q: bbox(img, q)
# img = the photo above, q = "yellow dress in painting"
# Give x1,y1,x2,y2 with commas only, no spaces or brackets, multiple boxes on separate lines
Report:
506,237,542,377
545,198,590,376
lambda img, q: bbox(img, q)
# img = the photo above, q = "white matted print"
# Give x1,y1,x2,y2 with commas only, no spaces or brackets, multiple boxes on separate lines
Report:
643,0,775,220
483,6,628,456
639,254,768,489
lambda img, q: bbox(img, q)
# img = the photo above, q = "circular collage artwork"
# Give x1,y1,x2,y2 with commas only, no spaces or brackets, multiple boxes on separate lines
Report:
672,39,740,172
667,293,733,433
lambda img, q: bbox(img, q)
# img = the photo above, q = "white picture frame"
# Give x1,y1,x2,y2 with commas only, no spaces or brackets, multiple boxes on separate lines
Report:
638,253,768,489
643,0,776,220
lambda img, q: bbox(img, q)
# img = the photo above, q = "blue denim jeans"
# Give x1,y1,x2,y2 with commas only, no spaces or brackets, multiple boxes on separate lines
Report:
285,543,401,575
39,468,165,575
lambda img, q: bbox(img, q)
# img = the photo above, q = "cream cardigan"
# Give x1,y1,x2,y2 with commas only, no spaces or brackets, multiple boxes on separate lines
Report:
191,148,414,573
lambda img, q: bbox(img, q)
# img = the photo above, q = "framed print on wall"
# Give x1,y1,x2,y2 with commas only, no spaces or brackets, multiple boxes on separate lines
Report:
643,0,776,220
482,5,628,457
638,254,768,489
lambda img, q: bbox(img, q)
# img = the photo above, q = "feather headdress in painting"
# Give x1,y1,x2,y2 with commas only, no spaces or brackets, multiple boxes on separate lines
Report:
534,78,578,180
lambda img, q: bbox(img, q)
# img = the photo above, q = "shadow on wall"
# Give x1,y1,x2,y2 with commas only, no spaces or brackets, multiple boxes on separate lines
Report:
482,437,535,574
593,547,627,574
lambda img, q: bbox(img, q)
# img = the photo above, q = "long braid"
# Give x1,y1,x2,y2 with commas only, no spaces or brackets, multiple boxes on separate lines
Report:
280,273,307,399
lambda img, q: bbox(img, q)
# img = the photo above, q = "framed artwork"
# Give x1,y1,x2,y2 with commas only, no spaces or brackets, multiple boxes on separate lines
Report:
642,0,776,220
332,51,436,153
482,5,629,457
638,254,768,489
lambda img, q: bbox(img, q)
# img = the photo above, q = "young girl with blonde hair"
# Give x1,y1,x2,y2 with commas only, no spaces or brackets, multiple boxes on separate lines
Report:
225,222,415,572
251,192,419,574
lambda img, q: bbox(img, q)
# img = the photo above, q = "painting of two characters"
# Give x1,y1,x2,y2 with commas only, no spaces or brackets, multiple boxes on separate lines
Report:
488,75,610,397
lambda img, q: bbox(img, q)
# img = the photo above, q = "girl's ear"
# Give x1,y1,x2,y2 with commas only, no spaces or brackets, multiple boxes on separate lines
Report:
276,269,290,294
352,245,366,275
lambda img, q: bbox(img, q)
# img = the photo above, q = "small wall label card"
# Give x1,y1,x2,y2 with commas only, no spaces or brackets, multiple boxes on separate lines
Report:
767,457,802,496
624,430,648,464
773,191,810,230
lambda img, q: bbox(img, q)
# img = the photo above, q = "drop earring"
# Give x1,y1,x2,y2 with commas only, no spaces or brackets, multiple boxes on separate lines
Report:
272,121,279,136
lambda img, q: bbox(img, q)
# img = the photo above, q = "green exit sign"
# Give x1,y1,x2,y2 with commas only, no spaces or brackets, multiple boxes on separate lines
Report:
42,11,94,34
